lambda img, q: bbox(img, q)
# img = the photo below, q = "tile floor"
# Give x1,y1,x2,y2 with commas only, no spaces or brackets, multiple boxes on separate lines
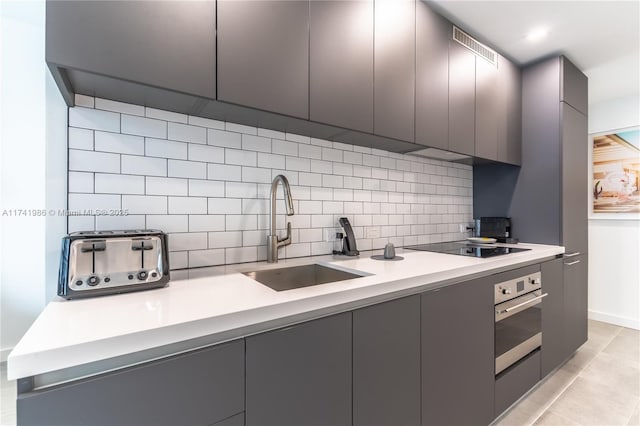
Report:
0,319,638,426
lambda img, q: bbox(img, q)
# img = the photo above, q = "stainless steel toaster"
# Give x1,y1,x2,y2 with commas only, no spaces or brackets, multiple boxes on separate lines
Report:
58,229,170,299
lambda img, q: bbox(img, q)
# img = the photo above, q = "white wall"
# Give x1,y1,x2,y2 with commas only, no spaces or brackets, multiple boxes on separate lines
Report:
588,94,640,329
0,0,67,361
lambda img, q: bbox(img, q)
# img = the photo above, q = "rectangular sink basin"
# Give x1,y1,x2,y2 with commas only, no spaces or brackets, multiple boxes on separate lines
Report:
243,263,365,291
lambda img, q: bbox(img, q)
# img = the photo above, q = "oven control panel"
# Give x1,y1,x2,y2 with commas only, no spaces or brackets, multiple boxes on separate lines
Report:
494,271,542,304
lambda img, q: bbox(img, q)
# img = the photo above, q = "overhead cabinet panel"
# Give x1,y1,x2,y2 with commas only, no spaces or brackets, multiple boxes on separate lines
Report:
497,55,522,165
310,0,374,133
475,56,499,160
561,57,588,115
415,1,450,149
46,0,216,99
217,0,309,119
374,0,415,142
448,41,476,156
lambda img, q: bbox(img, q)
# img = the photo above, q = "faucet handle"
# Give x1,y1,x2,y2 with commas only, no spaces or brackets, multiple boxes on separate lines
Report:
277,222,292,245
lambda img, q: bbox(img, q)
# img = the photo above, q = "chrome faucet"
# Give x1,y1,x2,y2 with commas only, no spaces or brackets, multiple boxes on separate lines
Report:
267,174,294,263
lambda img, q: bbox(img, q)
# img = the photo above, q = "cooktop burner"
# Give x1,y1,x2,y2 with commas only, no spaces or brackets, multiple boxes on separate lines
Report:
404,241,530,258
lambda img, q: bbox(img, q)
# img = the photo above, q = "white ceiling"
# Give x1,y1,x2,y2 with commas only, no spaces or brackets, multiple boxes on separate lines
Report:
429,0,640,106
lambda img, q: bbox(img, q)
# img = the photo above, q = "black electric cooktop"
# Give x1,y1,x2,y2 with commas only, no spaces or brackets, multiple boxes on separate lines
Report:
404,241,530,258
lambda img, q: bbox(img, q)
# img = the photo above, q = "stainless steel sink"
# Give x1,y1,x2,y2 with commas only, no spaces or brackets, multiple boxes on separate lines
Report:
243,263,365,291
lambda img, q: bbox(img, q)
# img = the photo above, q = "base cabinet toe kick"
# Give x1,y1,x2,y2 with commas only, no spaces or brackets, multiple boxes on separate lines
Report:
15,257,585,426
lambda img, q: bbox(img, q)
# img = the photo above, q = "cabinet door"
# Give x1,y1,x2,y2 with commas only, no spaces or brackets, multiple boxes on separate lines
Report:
46,1,216,99
310,0,374,132
562,103,589,255
353,295,420,426
415,1,450,149
217,0,309,119
497,55,522,165
374,0,415,142
564,255,588,355
422,277,495,426
541,258,565,377
448,41,476,156
17,340,244,426
475,56,499,160
246,313,352,426
561,57,588,115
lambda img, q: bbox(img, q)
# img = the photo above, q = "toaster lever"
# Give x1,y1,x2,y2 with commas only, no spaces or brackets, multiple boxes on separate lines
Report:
131,240,153,251
80,241,106,252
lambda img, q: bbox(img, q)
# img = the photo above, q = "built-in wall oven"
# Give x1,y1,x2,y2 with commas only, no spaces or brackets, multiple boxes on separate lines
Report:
494,271,547,374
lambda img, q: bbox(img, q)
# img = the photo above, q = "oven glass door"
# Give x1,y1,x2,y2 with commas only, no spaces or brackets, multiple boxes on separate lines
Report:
495,290,545,374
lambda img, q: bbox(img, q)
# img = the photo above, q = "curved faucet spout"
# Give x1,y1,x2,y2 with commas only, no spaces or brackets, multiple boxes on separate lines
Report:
268,175,295,263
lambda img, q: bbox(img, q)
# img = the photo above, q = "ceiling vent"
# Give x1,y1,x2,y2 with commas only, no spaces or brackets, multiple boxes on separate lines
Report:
453,26,497,66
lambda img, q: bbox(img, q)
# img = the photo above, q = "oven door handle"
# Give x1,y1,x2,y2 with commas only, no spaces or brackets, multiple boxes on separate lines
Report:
500,293,549,314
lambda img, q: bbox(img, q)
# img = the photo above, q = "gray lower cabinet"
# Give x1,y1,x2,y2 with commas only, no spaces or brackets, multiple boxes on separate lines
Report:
310,0,374,133
353,295,421,426
217,0,309,119
415,0,450,150
17,340,244,426
421,277,495,426
245,313,352,426
46,0,216,101
564,255,588,355
448,40,476,156
541,258,566,377
374,0,415,142
495,351,541,416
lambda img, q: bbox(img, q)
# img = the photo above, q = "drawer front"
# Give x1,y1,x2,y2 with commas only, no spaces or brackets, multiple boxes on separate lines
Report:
495,350,541,416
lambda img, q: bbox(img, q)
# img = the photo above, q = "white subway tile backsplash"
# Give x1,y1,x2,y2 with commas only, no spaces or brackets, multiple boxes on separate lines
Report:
146,108,188,123
146,177,188,196
169,251,189,269
147,215,188,233
69,150,120,173
168,159,206,179
208,198,242,215
69,127,94,150
68,98,472,269
95,173,145,194
209,231,243,249
95,98,144,116
189,249,225,268
189,214,225,232
74,94,94,108
145,138,188,160
188,144,224,163
69,193,121,211
69,172,94,193
169,197,207,215
121,115,166,138
189,116,224,130
96,214,146,230
242,134,271,153
95,131,144,155
70,107,120,132
169,122,207,144
170,233,208,251
122,155,167,177
123,195,167,214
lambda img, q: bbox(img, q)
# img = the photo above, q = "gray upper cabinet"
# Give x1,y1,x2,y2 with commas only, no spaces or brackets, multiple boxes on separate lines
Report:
561,57,588,115
448,40,476,156
374,0,415,142
353,295,421,426
562,103,589,255
245,313,352,426
17,340,244,426
217,0,309,119
415,1,450,150
46,1,215,100
421,277,495,426
497,55,522,165
310,0,374,133
475,55,499,160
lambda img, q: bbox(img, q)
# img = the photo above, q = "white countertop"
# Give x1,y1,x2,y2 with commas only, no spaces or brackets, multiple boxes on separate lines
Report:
8,242,563,381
